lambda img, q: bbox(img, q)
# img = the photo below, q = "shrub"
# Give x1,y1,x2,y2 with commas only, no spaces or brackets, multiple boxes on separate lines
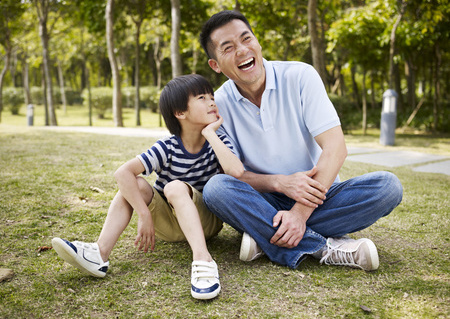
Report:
329,93,360,131
3,87,25,115
123,86,161,112
64,88,83,105
29,86,82,106
81,87,112,119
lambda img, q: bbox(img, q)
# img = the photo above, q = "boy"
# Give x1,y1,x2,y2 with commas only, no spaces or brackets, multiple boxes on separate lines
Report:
52,74,244,300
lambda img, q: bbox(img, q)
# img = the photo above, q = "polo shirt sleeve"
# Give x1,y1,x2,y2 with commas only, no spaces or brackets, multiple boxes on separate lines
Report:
300,65,341,137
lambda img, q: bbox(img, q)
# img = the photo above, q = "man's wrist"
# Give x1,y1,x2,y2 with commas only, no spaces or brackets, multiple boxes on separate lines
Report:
291,202,314,221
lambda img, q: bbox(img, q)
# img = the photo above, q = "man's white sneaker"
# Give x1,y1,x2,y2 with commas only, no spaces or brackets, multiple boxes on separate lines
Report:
239,232,264,262
191,260,221,300
320,237,379,271
52,238,109,278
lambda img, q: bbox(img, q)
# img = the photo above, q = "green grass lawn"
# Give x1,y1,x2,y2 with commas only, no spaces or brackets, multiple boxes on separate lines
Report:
2,103,166,128
0,109,449,318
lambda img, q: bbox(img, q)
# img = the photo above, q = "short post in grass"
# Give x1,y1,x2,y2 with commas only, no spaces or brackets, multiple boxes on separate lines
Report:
380,89,398,146
27,104,34,126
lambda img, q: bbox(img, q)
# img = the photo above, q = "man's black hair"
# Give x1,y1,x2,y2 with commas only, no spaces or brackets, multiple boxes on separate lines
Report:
200,10,254,59
159,74,214,137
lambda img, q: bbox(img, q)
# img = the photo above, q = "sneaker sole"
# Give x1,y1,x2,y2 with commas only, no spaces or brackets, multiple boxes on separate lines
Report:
240,233,263,262
239,233,253,261
363,239,379,271
191,284,221,300
52,238,106,278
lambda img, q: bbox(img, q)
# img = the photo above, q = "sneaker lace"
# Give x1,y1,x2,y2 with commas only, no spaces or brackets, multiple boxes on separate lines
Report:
320,244,360,269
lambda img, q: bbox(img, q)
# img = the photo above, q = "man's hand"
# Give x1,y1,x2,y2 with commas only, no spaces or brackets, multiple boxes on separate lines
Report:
270,209,308,248
278,167,327,208
134,212,155,253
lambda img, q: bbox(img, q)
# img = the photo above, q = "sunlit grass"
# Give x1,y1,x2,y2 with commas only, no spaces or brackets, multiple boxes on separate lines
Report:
0,111,449,318
1,103,166,128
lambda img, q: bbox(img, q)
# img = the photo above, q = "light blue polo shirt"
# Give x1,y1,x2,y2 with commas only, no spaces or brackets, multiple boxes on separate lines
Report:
215,59,341,181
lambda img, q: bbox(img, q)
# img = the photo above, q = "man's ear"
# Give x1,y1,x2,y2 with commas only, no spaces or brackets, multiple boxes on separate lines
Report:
208,59,221,74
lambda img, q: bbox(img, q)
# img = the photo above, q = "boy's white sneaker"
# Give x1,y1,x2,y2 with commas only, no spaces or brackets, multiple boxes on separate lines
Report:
320,237,379,271
52,237,109,278
240,232,264,261
191,260,221,300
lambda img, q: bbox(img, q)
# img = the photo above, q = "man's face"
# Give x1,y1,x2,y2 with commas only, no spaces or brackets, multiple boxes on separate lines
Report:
208,19,264,90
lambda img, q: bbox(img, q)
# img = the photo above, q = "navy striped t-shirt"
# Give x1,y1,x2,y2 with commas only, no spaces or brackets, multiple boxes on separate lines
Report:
137,135,234,196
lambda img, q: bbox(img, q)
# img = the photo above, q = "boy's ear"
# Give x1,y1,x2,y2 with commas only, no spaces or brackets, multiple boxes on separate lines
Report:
174,111,186,120
208,59,221,74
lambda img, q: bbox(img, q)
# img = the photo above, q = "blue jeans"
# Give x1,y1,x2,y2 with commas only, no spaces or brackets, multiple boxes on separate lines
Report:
203,171,403,269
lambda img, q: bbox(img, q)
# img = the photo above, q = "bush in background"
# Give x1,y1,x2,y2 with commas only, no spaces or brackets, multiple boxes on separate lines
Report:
81,87,112,118
122,86,161,112
30,86,82,106
3,87,24,115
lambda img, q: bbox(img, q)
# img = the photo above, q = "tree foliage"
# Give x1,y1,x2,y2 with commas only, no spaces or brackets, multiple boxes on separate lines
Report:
0,0,448,131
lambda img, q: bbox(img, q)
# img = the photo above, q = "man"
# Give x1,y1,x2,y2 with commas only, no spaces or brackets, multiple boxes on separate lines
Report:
200,10,403,271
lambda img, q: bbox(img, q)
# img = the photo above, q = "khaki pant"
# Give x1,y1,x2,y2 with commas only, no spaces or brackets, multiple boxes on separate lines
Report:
149,184,223,242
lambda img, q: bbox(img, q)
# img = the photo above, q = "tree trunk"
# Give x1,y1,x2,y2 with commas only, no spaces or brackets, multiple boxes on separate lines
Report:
351,65,361,108
57,59,67,114
106,0,123,127
308,0,327,87
10,50,17,87
0,49,11,123
37,10,57,125
405,56,416,111
154,37,163,126
170,0,182,78
362,70,367,135
433,43,441,132
388,1,406,89
86,66,92,126
36,0,57,126
370,69,376,109
22,56,32,105
394,62,403,111
192,39,199,74
41,64,49,126
134,20,142,126
234,0,241,12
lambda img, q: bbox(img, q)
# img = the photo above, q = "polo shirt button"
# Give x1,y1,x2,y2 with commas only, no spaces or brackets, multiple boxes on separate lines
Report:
256,112,260,115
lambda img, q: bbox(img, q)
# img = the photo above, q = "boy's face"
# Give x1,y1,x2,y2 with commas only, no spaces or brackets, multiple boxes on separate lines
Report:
180,93,219,127
207,19,265,90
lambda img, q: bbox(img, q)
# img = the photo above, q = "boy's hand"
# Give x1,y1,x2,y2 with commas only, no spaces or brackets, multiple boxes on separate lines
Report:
135,212,155,252
202,114,223,136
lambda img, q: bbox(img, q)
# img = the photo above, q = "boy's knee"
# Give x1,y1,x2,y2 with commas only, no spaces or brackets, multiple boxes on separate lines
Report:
163,180,189,201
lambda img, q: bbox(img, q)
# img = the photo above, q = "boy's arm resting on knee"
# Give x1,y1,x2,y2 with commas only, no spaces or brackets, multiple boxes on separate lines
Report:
114,158,155,252
202,115,244,178
114,158,151,216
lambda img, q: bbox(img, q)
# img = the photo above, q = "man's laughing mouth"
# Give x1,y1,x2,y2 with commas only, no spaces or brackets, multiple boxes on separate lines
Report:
238,58,255,71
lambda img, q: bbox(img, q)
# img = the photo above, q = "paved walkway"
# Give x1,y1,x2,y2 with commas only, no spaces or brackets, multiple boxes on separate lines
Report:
42,126,450,176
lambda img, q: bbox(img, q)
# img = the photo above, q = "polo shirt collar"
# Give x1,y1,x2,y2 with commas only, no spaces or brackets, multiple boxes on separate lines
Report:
229,59,276,102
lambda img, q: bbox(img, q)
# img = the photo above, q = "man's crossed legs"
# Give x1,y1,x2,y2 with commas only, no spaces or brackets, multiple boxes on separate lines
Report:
203,171,403,270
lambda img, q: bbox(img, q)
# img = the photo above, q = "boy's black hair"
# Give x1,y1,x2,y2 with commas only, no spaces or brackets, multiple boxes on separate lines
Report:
159,74,214,137
200,10,254,59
